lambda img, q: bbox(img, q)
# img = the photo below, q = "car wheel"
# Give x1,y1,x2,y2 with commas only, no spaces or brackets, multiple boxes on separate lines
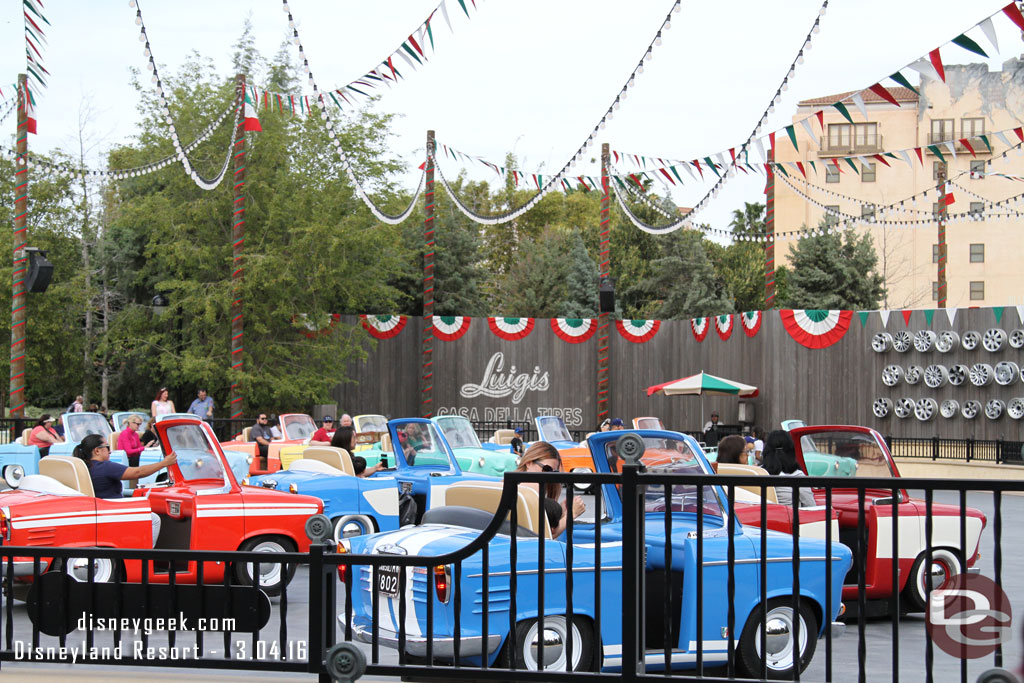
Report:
738,598,818,679
497,616,595,672
234,536,297,597
65,556,116,583
903,548,962,613
332,515,376,543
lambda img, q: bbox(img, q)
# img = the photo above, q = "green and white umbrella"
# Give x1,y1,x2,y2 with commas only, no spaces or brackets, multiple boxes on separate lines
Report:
646,372,759,429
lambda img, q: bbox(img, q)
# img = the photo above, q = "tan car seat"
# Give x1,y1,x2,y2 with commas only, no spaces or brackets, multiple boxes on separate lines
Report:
39,456,96,497
303,446,356,476
716,463,779,503
445,480,552,539
493,429,516,446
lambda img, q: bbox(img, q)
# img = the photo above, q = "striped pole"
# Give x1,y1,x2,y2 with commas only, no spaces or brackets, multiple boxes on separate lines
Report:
764,150,776,308
597,143,611,427
421,130,436,418
937,163,948,308
9,75,29,418
229,74,246,424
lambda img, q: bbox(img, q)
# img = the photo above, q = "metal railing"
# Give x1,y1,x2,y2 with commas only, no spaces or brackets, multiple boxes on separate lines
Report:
888,436,1024,465
3,466,1022,681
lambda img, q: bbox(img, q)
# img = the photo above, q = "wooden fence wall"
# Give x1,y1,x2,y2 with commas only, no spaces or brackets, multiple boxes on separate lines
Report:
334,308,1024,440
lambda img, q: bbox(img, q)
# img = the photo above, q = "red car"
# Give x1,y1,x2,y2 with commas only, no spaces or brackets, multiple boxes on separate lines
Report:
747,425,986,611
0,418,322,596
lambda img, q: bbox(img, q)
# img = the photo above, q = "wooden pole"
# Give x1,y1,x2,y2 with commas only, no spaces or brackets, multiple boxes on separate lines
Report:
937,162,948,308
764,150,776,308
10,74,29,418
597,143,611,427
229,74,247,425
421,130,436,418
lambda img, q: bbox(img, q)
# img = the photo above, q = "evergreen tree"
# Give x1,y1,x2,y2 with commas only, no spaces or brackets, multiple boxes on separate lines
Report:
781,226,885,309
706,202,767,312
559,231,599,318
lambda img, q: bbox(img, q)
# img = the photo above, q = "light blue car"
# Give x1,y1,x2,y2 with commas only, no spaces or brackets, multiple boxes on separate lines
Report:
431,415,518,477
338,430,852,677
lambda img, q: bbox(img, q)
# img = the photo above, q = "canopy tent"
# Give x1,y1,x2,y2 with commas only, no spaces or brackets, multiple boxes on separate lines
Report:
646,371,759,432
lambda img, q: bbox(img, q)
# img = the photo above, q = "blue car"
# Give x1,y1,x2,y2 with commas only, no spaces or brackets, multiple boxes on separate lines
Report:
337,430,852,677
249,418,500,541
431,415,518,478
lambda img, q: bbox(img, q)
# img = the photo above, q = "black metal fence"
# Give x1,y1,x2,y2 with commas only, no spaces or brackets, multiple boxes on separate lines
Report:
888,436,1024,465
2,467,1022,681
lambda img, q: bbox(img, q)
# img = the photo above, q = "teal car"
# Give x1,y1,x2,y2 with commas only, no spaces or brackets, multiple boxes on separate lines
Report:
781,419,858,477
431,415,519,477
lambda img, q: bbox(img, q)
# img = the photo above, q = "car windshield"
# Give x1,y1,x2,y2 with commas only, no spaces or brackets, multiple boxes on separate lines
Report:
357,415,387,433
166,424,226,482
435,417,482,449
394,420,454,468
603,436,723,519
797,430,894,478
65,413,111,442
635,417,664,430
114,412,148,433
282,414,316,440
536,416,573,443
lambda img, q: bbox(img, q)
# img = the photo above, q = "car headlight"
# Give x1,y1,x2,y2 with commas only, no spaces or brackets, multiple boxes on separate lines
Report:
260,478,278,489
2,464,25,488
289,483,298,494
478,457,486,468
242,476,250,486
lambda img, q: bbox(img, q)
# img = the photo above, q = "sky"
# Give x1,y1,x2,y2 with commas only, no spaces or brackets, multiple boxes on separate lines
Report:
1,0,1020,236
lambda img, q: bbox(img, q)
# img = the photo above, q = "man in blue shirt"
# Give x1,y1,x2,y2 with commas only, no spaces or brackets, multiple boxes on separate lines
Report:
188,388,215,422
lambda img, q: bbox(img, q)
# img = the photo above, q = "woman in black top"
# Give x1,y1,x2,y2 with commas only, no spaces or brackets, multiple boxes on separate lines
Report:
515,442,585,537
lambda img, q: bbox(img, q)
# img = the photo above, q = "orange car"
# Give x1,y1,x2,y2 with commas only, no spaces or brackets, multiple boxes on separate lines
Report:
219,413,320,475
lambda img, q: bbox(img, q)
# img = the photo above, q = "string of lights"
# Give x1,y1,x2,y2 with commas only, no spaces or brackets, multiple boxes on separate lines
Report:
130,0,242,191
280,0,425,225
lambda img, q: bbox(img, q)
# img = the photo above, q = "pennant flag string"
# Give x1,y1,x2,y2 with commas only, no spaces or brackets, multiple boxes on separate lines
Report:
23,0,50,94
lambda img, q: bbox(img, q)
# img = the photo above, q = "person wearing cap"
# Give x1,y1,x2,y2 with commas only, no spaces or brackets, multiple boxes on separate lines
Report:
610,418,626,430
28,414,64,457
510,427,525,457
188,388,215,423
310,416,335,445
743,435,757,464
702,411,721,448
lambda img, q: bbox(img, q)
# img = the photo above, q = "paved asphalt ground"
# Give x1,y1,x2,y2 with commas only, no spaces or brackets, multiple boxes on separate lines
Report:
1,489,1021,682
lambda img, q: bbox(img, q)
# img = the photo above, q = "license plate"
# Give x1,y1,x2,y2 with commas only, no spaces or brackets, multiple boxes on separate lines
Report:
377,565,401,597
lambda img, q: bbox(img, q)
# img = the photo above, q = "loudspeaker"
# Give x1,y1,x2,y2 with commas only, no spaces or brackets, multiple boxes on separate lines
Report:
25,249,53,293
599,277,615,313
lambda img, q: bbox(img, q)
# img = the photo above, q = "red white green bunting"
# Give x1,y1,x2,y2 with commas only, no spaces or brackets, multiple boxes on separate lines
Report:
296,313,340,339
715,314,734,341
550,318,597,344
741,311,762,337
432,315,471,341
487,317,535,341
616,319,661,344
779,309,853,349
360,314,408,339
691,317,709,342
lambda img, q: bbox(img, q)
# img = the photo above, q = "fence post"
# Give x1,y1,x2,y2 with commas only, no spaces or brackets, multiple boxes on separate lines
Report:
932,436,939,461
997,438,1004,465
308,541,326,678
620,445,644,681
966,436,974,462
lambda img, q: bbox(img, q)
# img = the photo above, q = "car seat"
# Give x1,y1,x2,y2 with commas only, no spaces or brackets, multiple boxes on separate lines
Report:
39,456,96,497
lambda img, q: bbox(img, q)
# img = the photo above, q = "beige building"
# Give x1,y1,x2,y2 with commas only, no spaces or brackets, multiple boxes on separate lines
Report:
774,59,1024,309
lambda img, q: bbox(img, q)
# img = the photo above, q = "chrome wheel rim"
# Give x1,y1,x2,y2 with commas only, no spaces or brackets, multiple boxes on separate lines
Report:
755,606,808,672
521,617,583,671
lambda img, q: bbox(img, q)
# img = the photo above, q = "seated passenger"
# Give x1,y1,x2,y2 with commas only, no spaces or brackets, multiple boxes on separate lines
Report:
28,414,64,457
74,433,177,499
713,434,747,471
352,455,383,478
515,442,585,538
762,430,815,508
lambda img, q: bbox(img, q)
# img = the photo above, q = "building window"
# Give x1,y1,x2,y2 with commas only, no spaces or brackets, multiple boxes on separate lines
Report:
826,164,840,183
933,161,946,181
861,162,876,182
970,160,986,178
961,117,985,139
828,123,851,150
930,119,955,144
933,244,940,263
861,203,876,219
970,243,985,262
969,201,985,217
970,281,985,300
853,123,879,151
932,202,942,219
824,205,840,227
932,281,939,301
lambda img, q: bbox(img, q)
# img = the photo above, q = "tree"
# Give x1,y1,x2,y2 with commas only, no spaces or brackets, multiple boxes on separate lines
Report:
780,226,885,309
560,230,599,318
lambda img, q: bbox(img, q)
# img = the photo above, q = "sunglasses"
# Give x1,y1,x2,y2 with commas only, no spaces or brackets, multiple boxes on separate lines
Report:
540,463,557,473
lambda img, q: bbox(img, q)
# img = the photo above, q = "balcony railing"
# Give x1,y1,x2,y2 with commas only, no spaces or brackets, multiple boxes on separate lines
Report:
817,136,883,156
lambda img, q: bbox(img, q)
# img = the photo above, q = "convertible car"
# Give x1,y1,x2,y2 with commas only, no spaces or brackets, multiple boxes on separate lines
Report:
249,418,500,541
337,430,851,677
0,418,323,596
431,415,518,478
788,424,986,611
220,413,320,475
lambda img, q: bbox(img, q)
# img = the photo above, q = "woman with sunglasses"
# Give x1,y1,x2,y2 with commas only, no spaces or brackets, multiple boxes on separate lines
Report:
73,433,177,499
515,442,586,538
